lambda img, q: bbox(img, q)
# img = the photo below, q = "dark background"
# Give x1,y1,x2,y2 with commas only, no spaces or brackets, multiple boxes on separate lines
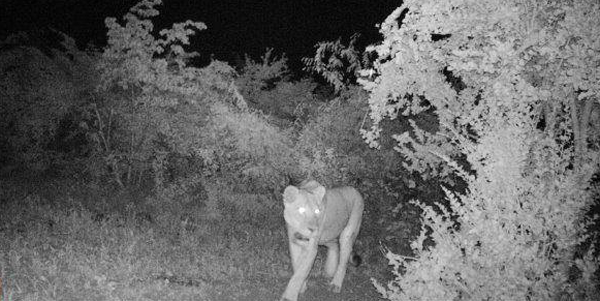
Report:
0,0,401,71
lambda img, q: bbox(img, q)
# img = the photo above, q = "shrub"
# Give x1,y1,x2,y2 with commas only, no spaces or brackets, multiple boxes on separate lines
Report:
0,28,96,173
303,34,366,94
361,0,600,299
91,0,242,188
204,101,297,193
236,47,290,100
294,86,404,188
235,48,323,126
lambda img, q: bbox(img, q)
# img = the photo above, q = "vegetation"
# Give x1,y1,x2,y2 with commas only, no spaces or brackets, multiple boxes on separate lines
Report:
0,1,396,300
0,0,598,300
303,33,366,94
0,28,95,173
360,0,600,300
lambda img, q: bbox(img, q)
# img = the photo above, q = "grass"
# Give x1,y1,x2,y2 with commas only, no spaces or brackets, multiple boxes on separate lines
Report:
0,175,399,301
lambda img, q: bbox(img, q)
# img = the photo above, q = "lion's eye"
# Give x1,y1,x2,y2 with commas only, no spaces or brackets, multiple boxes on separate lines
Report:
298,207,306,214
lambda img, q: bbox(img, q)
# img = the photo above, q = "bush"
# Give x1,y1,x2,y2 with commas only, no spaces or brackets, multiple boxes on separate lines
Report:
293,86,403,189
235,48,325,126
204,101,298,193
362,0,600,299
236,48,290,100
0,28,96,173
90,0,243,188
303,34,366,94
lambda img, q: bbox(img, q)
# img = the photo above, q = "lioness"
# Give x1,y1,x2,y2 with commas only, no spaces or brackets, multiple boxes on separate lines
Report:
280,180,364,301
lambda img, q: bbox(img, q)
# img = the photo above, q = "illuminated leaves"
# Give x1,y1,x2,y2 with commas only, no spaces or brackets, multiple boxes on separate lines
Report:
363,0,600,299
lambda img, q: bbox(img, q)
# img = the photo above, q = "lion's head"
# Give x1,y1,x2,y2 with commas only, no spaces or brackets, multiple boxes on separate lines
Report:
283,180,326,239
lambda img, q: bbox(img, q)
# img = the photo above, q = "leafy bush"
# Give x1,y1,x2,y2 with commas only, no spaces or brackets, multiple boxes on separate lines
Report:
361,0,600,300
296,87,371,183
0,28,96,173
90,0,243,188
236,47,290,101
246,78,322,126
303,34,367,93
203,100,298,193
235,48,325,126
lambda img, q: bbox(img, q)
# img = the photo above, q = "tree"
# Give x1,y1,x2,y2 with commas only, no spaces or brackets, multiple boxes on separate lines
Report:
360,0,599,299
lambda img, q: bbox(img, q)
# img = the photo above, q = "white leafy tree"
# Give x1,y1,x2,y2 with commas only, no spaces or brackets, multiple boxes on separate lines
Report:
360,0,600,300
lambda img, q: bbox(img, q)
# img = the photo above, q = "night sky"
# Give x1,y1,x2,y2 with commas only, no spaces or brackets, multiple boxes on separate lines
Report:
1,0,401,71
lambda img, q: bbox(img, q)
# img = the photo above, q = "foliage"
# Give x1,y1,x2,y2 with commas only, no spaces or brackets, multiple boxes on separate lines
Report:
91,0,243,188
303,34,367,94
236,47,290,99
234,48,321,126
0,28,96,172
86,0,301,196
295,86,402,187
238,69,320,124
295,87,370,184
259,79,320,124
203,101,298,193
361,0,600,299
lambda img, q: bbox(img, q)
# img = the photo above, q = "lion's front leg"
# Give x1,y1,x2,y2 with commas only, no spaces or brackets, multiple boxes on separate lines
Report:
288,237,308,293
281,238,318,301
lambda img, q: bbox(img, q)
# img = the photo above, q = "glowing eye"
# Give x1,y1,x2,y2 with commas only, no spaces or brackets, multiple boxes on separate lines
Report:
314,209,320,214
298,207,306,214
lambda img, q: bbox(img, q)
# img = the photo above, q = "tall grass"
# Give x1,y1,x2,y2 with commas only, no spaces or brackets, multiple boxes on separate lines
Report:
0,178,288,301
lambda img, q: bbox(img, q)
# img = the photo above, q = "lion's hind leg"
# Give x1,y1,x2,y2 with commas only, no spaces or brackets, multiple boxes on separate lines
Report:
329,196,362,293
328,228,356,293
324,242,340,278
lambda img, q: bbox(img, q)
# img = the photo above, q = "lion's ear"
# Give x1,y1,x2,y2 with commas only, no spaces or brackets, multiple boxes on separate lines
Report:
283,186,299,203
313,186,326,204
